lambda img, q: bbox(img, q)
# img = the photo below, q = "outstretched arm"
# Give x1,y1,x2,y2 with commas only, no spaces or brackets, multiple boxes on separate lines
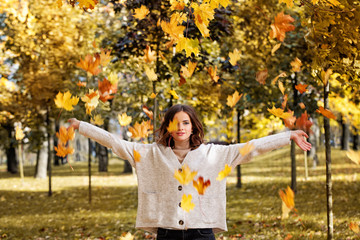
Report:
290,130,312,151
68,118,80,130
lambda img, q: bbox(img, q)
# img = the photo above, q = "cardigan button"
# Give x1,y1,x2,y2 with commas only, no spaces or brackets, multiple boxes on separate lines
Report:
178,186,182,191
179,202,181,207
178,168,182,172
179,220,184,225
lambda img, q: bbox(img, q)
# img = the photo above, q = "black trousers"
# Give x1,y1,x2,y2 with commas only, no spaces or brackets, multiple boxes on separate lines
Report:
156,228,216,240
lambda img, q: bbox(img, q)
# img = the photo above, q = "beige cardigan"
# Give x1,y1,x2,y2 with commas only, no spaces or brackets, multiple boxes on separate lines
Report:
79,121,291,234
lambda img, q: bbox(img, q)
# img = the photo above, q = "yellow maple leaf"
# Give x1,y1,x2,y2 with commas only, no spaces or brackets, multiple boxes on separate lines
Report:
120,232,134,240
321,69,333,86
144,45,156,63
193,176,211,195
229,49,241,66
209,0,230,9
180,61,197,78
144,66,158,81
180,194,195,212
239,142,255,156
216,164,232,181
78,0,97,9
291,57,302,72
346,150,360,165
91,114,104,126
99,49,111,66
118,113,132,127
167,118,179,133
174,164,198,185
81,89,100,115
279,186,296,219
54,91,79,111
15,126,25,140
279,0,294,7
350,222,360,234
268,106,293,119
134,150,141,162
128,121,152,139
226,91,242,108
56,0,63,8
176,37,200,57
54,142,74,158
150,92,157,99
161,14,186,40
169,89,179,99
56,126,75,144
108,72,119,85
133,5,149,20
191,2,214,37
170,0,185,11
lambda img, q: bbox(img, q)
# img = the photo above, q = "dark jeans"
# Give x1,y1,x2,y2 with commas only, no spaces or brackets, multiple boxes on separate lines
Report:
156,228,216,240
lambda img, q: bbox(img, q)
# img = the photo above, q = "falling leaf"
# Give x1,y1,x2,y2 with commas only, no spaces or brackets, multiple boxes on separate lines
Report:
98,78,117,102
229,49,241,66
56,126,75,144
316,106,336,120
108,72,119,85
271,72,287,85
91,114,104,126
180,61,197,78
133,5,149,20
180,194,195,212
161,14,186,40
346,150,360,165
216,164,232,181
295,111,313,133
99,49,111,66
145,66,158,81
169,89,179,99
128,121,152,139
295,84,308,94
179,76,186,86
279,0,294,8
176,37,200,57
284,234,293,240
56,0,63,8
278,81,285,95
77,81,86,87
81,89,100,115
78,0,97,9
291,57,302,72
281,94,288,109
269,12,295,42
299,102,306,109
268,106,293,119
142,105,153,120
284,114,296,129
92,40,97,48
193,177,211,195
150,92,157,99
226,91,242,108
321,69,333,85
350,222,360,233
256,69,268,85
54,142,74,158
15,126,25,140
170,0,185,10
54,91,79,111
120,232,134,240
191,2,214,37
77,54,101,75
167,118,179,133
174,164,198,185
239,142,255,156
134,150,141,162
144,45,156,63
208,66,219,82
118,113,132,127
271,43,282,55
279,186,296,219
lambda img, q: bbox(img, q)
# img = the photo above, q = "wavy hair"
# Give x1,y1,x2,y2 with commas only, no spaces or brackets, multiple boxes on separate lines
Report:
156,104,204,149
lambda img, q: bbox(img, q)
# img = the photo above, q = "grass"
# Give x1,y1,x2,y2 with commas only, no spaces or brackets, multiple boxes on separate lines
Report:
0,146,360,239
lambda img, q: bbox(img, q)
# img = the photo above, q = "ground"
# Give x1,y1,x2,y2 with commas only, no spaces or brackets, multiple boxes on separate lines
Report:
0,146,359,239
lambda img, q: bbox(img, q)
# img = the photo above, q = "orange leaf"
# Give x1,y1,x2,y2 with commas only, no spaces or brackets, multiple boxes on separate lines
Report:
81,89,100,115
350,222,360,233
134,150,141,162
226,91,242,108
299,102,306,109
78,0,98,9
295,84,308,94
321,69,333,85
150,92,157,99
279,186,296,219
161,14,186,40
268,106,293,119
256,69,268,85
174,164,198,185
133,5,149,20
316,106,336,120
77,54,101,75
291,57,302,72
98,78,117,102
269,12,295,42
99,49,112,66
170,0,185,10
281,94,288,109
54,142,74,158
271,72,286,85
15,126,25,141
128,121,152,139
284,114,296,129
56,126,75,144
208,66,219,83
180,61,197,78
77,81,87,87
144,45,156,63
191,2,214,37
278,81,285,95
295,111,313,133
167,118,179,133
271,43,282,55
193,177,211,195
142,105,153,120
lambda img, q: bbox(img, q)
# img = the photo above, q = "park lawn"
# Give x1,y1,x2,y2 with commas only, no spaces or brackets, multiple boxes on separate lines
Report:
0,146,359,240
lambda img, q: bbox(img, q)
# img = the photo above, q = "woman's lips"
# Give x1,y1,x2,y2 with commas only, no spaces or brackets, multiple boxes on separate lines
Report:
176,132,185,136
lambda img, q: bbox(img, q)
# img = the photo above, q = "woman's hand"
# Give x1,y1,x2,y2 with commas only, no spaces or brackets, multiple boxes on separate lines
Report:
290,130,312,151
68,118,80,130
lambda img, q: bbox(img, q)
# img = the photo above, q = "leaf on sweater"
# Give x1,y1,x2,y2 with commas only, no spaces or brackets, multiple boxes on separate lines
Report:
216,164,232,181
174,164,198,185
133,150,141,162
193,177,211,195
180,194,195,212
118,113,132,127
239,142,254,156
54,91,79,111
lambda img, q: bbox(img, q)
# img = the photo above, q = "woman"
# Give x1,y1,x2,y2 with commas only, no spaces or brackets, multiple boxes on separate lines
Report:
68,104,311,240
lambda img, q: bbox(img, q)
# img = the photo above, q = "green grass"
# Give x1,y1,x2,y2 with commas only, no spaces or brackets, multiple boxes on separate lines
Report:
0,147,360,239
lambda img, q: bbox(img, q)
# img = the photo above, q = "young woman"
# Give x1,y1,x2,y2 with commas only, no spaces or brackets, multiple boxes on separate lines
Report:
68,104,311,240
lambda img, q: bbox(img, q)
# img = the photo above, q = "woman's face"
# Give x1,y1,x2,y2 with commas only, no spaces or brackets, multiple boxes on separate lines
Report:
170,111,192,143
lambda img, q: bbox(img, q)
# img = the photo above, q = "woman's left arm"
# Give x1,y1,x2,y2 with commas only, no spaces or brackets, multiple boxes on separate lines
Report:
290,130,312,151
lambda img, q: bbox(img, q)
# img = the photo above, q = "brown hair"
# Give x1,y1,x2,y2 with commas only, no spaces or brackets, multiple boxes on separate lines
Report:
156,104,204,149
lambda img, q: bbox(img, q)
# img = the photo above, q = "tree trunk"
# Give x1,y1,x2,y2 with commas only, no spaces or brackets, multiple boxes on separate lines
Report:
236,109,242,188
53,119,62,166
34,148,40,177
324,82,333,240
353,129,359,150
88,138,92,203
35,126,48,179
309,117,319,168
47,108,52,197
97,118,109,172
5,124,18,174
340,116,350,150
290,73,298,193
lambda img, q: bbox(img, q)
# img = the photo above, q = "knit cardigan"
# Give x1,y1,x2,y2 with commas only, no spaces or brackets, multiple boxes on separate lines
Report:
79,121,291,234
